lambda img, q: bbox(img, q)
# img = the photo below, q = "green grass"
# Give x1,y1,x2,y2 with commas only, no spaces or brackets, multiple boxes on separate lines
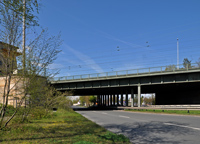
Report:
125,109,200,115
0,109,130,144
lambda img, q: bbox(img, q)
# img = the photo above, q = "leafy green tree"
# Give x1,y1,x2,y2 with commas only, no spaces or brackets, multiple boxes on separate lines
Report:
183,58,192,69
89,96,96,105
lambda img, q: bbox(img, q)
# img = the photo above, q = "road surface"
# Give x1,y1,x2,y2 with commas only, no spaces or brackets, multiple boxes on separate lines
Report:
76,110,200,144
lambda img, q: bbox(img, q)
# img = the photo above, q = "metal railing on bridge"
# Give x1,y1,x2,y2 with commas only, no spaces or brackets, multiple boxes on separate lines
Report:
50,63,200,82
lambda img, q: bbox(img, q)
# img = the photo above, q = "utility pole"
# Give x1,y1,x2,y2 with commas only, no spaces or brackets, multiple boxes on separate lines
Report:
23,0,26,73
177,38,179,70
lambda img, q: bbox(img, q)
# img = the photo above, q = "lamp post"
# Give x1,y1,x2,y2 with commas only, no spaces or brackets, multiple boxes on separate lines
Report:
177,38,179,69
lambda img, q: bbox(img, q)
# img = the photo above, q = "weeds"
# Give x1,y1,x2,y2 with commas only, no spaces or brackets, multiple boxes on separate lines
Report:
0,109,130,144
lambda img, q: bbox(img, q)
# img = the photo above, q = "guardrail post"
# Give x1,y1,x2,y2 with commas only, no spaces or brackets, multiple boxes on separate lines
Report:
126,70,128,76
73,76,74,80
187,64,188,71
80,75,82,80
161,67,162,72
137,69,139,75
106,72,108,78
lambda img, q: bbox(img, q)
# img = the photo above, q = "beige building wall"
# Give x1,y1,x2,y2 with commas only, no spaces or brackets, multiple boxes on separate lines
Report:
0,76,25,107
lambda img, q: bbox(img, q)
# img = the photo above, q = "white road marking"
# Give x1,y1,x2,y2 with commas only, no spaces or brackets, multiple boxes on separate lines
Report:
119,115,130,118
102,112,108,114
164,123,200,131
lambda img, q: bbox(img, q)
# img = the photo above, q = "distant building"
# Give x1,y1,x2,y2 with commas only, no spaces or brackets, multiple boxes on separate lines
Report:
0,41,22,107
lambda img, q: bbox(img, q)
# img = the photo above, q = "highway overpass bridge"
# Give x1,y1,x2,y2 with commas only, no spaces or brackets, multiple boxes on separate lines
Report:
50,64,200,107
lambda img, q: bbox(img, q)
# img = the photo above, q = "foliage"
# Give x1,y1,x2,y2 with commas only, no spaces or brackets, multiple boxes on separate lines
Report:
183,58,192,69
143,94,155,105
100,131,130,143
74,141,94,144
0,0,62,129
79,96,90,106
89,96,96,105
165,64,176,71
0,0,40,26
72,97,79,104
0,109,130,144
125,109,200,116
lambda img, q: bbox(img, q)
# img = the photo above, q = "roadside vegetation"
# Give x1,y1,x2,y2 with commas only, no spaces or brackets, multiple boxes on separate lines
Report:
0,109,130,144
125,109,200,116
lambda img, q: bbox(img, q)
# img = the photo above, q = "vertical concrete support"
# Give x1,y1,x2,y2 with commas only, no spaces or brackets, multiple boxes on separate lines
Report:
117,94,119,106
121,92,123,106
107,95,109,106
126,91,128,107
131,89,134,107
113,94,115,106
104,95,106,106
100,95,103,106
97,95,100,106
101,95,104,106
103,95,104,106
99,95,101,106
138,85,141,107
110,94,112,106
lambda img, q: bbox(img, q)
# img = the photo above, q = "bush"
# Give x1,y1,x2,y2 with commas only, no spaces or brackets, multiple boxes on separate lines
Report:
74,141,94,144
30,107,52,119
100,131,130,143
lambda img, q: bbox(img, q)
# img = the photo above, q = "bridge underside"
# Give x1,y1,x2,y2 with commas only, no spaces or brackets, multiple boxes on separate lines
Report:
60,82,200,105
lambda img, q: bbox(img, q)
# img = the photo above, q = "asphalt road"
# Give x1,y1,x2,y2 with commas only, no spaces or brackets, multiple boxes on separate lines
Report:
76,110,200,144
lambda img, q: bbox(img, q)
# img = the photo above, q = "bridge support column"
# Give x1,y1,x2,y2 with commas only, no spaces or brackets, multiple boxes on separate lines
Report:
103,95,105,106
101,95,103,106
107,95,109,106
138,85,141,107
110,94,112,106
101,95,104,106
126,91,128,106
131,89,134,107
97,95,100,106
121,92,123,106
117,94,119,106
113,94,115,106
105,95,107,106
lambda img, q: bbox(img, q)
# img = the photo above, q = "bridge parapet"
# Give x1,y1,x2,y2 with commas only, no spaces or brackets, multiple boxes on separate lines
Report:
50,63,200,83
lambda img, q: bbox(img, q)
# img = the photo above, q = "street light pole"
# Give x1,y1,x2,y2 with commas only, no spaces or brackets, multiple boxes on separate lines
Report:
177,38,179,69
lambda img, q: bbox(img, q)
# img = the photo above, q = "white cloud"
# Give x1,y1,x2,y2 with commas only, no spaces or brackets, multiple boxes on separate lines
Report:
63,43,104,73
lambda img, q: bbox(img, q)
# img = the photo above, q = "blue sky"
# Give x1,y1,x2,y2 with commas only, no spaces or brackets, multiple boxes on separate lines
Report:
36,0,200,77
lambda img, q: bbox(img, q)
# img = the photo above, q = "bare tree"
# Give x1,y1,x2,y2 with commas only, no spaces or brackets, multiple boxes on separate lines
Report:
196,58,200,68
0,0,63,129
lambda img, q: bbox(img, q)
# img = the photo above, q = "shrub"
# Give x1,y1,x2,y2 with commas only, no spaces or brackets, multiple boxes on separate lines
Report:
30,107,51,119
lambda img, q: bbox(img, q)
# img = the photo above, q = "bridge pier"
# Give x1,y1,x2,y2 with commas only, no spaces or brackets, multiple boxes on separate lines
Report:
103,95,106,106
113,94,116,106
131,89,134,107
138,85,141,107
117,94,119,106
121,92,123,106
107,95,109,106
97,95,100,106
105,95,107,106
126,91,128,106
110,94,112,106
